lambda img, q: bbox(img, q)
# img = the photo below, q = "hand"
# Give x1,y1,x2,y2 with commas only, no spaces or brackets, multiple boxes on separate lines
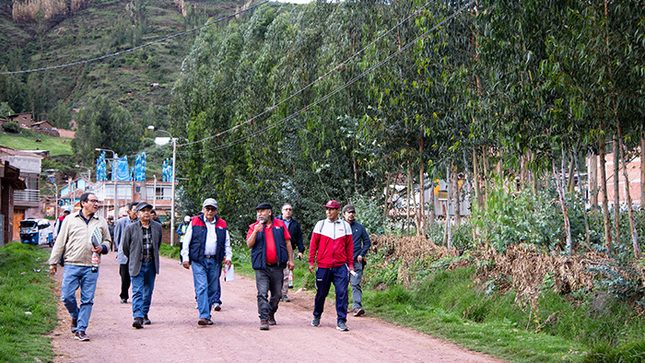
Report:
297,252,303,260
224,260,232,267
49,265,57,275
349,267,356,277
357,255,363,263
182,261,191,269
288,261,295,271
309,264,315,274
92,245,104,254
253,223,263,233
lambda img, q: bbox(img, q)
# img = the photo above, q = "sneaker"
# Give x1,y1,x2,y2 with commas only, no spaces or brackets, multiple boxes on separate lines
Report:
74,331,90,341
268,314,277,326
213,303,221,312
198,318,214,326
132,317,143,329
143,315,151,325
260,320,270,330
336,320,349,331
281,296,291,302
71,318,77,333
120,298,128,304
353,308,365,317
311,315,320,327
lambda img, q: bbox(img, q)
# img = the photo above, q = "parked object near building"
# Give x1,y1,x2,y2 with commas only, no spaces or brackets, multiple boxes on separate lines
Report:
19,219,53,246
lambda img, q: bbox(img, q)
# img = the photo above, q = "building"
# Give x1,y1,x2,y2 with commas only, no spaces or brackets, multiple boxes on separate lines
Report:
0,147,42,241
0,160,26,246
58,177,92,212
92,180,175,221
587,149,643,208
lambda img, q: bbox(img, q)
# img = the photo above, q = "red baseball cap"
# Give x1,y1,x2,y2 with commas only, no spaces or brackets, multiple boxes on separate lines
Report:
324,200,340,209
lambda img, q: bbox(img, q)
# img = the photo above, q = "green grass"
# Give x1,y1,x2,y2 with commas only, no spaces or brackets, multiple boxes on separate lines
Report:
0,130,73,156
0,243,58,363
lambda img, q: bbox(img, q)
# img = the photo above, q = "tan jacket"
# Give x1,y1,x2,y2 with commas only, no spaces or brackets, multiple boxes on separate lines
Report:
48,211,112,267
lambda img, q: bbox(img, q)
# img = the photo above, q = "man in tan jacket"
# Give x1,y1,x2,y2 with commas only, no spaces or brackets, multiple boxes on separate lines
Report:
48,192,112,341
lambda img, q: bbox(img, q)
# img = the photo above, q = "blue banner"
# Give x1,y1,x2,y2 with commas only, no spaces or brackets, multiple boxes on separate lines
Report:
112,156,131,181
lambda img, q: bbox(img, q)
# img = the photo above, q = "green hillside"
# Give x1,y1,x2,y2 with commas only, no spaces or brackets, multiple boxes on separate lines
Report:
0,0,245,128
0,130,72,156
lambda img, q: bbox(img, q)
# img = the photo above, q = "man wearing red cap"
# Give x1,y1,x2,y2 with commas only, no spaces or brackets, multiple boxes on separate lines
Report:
308,200,354,331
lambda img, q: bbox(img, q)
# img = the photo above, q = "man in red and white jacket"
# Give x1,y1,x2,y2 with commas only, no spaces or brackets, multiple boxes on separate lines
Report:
308,200,354,331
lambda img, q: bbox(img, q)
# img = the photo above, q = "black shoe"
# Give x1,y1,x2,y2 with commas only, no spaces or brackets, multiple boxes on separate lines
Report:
143,315,151,325
353,308,365,317
74,331,90,341
132,317,143,329
336,320,349,331
198,318,213,326
311,315,320,327
260,320,269,330
120,298,128,304
268,314,277,326
71,318,77,333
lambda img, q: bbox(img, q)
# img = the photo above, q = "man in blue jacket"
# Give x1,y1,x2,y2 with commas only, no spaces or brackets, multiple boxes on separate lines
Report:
277,203,305,302
343,204,371,317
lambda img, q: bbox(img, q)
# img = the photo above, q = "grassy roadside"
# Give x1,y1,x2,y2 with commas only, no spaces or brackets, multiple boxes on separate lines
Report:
0,131,73,156
0,243,58,363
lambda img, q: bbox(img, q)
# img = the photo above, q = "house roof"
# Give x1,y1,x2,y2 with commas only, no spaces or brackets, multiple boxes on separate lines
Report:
0,146,44,159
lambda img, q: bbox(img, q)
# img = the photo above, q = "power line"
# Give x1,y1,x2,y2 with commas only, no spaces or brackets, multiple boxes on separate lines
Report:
176,0,438,148
178,0,476,155
0,0,270,75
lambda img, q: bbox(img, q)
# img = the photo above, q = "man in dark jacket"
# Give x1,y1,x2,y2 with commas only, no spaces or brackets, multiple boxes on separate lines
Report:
343,204,371,317
122,202,162,329
277,203,305,302
246,202,295,330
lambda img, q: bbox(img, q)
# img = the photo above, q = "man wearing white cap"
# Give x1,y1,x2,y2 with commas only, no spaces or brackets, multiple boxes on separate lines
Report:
177,215,191,263
181,198,232,326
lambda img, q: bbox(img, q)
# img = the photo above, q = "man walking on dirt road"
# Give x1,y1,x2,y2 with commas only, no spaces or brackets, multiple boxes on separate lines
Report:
276,203,305,302
343,204,371,317
181,198,232,326
114,201,139,304
309,200,354,332
48,192,112,341
246,202,295,330
122,202,162,329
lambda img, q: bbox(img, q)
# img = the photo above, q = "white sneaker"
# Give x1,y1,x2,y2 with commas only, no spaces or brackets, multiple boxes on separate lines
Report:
213,303,221,312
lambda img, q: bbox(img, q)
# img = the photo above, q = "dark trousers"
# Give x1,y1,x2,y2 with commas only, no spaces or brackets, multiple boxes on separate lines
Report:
119,263,131,300
313,265,349,322
254,265,283,320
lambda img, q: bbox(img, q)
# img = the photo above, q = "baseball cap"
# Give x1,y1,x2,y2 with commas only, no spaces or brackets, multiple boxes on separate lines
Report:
324,200,340,209
202,198,218,209
342,204,356,213
135,202,153,212
184,216,190,222
255,202,272,210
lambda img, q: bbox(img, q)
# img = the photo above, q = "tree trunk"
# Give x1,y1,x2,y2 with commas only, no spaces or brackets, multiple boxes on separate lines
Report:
554,149,573,254
589,150,598,208
473,150,482,210
483,146,490,209
406,162,412,236
429,179,436,228
529,150,538,194
567,150,576,194
618,125,640,258
418,137,425,236
574,145,591,246
641,131,645,210
445,165,453,248
452,165,461,226
599,134,612,253
613,133,620,245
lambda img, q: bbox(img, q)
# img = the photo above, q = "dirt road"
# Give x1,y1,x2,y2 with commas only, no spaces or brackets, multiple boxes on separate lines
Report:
48,253,502,362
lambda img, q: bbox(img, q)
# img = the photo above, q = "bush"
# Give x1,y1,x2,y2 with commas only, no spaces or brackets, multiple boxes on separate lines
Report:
2,121,21,133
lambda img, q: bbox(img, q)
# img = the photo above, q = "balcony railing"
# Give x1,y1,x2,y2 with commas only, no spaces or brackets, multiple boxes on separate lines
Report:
14,189,40,203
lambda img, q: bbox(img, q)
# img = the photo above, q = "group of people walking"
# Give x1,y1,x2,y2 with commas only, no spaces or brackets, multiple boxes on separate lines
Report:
47,193,371,341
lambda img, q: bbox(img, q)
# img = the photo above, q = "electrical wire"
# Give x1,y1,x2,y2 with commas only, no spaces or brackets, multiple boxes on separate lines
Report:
179,0,476,155
0,0,270,75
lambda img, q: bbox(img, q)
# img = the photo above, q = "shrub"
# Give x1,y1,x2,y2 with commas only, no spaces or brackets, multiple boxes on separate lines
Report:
2,121,21,133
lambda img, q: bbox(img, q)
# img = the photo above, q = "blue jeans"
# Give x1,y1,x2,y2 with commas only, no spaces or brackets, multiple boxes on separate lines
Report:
313,264,349,322
61,264,99,333
254,265,283,320
351,261,364,309
191,257,222,319
131,262,156,319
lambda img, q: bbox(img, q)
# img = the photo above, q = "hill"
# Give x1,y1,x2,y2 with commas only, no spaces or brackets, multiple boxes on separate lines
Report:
0,129,72,156
0,0,245,129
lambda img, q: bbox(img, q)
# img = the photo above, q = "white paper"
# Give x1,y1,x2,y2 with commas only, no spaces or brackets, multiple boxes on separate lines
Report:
224,264,234,282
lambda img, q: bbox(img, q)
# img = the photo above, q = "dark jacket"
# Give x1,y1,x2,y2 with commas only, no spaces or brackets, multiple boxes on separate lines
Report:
349,221,371,261
122,220,162,276
277,216,305,253
188,214,228,264
250,218,289,270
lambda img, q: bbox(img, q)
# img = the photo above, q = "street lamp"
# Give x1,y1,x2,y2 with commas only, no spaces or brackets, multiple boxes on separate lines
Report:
95,148,118,220
75,164,91,182
148,125,177,247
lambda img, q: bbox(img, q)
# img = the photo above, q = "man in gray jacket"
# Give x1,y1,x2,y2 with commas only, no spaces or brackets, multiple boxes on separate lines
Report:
48,192,112,341
114,201,139,303
122,202,162,329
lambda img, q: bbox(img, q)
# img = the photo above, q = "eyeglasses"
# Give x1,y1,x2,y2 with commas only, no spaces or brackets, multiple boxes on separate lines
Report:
283,208,292,211
87,199,100,204
204,207,217,212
